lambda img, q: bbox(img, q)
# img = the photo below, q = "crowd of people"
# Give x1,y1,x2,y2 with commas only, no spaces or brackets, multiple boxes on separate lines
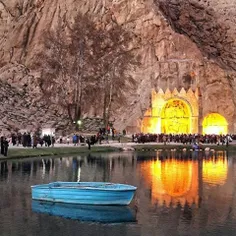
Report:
1,128,235,157
10,133,56,148
0,127,121,155
0,133,57,156
71,127,122,149
132,133,234,146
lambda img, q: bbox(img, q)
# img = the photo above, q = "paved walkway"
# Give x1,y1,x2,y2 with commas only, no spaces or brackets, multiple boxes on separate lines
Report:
8,141,136,149
8,140,236,149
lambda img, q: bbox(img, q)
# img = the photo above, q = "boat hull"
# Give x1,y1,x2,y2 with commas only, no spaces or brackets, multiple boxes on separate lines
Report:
32,200,136,223
31,182,137,205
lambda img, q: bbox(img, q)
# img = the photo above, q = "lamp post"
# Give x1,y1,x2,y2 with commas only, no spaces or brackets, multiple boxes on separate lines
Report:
73,120,82,131
77,120,82,130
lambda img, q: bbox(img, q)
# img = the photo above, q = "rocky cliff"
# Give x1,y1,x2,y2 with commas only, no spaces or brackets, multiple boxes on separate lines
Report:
157,0,236,71
0,0,235,134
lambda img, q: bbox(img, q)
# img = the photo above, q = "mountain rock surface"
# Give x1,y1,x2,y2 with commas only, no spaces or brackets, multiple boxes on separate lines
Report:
0,0,235,134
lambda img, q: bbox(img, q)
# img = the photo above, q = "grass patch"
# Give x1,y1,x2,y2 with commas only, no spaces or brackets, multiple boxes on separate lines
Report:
2,146,121,160
2,142,236,161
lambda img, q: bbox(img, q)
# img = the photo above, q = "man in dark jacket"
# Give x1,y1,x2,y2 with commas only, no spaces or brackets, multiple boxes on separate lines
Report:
0,136,4,155
3,137,9,156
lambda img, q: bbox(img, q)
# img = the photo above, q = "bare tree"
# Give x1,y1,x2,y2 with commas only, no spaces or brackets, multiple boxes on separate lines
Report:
67,14,100,125
94,25,140,128
37,13,140,130
37,15,97,126
38,25,75,121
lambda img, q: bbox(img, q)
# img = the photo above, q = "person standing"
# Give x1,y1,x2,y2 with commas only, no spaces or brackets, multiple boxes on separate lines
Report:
117,133,121,143
72,134,77,146
3,138,9,156
0,136,4,155
105,133,109,144
86,138,91,150
32,135,38,148
52,136,55,147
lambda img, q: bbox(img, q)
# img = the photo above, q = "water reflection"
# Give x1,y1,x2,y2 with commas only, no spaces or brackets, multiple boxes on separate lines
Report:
139,157,199,207
202,151,228,186
1,151,236,236
32,200,136,223
137,150,229,208
0,153,135,184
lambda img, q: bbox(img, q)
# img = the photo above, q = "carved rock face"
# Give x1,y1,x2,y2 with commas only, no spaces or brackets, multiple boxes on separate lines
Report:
0,0,235,134
156,0,236,71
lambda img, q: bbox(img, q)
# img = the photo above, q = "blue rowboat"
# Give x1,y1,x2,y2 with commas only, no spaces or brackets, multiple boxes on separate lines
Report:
31,182,137,205
32,200,136,223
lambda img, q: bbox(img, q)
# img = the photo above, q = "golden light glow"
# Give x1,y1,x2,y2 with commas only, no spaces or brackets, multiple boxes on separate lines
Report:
141,99,191,134
160,160,193,197
161,99,191,134
203,154,228,186
139,158,199,207
202,113,228,135
140,89,199,134
141,117,159,134
140,108,157,133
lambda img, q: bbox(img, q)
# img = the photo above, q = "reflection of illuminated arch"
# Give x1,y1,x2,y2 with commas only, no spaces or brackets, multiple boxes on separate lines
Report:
139,159,199,207
161,99,191,134
203,156,228,186
202,113,228,135
161,160,192,197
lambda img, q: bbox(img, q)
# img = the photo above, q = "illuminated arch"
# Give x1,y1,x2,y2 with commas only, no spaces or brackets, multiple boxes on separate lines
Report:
202,113,228,135
161,99,191,134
